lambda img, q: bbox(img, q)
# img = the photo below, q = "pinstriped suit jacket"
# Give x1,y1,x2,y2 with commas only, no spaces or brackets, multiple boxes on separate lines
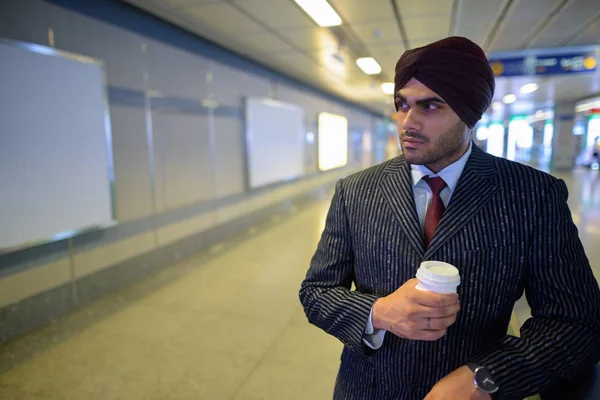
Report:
299,144,600,400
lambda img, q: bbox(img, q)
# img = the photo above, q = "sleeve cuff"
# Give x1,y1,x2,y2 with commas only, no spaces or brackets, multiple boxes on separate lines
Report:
363,303,386,349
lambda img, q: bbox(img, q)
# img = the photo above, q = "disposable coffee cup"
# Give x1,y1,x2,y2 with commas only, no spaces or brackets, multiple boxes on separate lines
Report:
415,261,460,294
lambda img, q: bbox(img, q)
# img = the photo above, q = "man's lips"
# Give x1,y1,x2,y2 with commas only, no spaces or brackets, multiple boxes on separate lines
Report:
402,137,426,145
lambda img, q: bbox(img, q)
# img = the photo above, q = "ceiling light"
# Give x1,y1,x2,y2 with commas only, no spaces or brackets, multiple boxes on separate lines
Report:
575,99,600,113
356,57,382,75
503,94,517,104
381,82,395,95
294,0,342,27
520,83,539,94
492,102,503,110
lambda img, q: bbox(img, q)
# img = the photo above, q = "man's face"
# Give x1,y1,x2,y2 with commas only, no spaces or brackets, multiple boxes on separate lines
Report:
396,78,471,172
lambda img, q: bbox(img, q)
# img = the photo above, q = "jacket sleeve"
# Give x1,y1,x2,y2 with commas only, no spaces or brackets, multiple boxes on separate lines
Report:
471,178,600,399
299,179,379,355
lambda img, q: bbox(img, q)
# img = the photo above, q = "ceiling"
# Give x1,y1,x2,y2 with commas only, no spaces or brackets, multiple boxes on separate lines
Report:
121,0,600,117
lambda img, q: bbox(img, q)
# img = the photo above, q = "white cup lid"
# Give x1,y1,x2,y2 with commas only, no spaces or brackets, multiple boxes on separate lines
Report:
417,261,460,284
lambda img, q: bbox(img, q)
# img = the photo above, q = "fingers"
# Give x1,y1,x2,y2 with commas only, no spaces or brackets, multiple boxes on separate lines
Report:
414,328,447,341
408,303,461,319
429,303,461,318
382,279,461,342
402,315,456,334
415,291,459,307
423,314,458,331
389,323,447,341
389,313,457,340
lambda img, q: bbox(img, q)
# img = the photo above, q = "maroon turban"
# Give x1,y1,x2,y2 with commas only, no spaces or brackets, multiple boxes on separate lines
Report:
394,36,495,128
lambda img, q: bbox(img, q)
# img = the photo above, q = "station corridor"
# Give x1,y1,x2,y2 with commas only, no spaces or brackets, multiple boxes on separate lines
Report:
1,168,599,400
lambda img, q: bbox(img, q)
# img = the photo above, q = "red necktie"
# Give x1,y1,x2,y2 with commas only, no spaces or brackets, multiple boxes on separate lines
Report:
423,176,447,248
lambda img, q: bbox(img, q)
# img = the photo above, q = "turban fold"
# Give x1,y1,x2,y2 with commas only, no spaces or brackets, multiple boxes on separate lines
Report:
394,36,495,128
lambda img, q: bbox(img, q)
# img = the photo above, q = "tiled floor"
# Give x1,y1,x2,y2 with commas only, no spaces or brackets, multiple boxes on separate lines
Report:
1,168,599,400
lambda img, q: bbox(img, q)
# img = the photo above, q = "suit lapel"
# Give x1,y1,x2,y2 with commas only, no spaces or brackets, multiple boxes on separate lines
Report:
379,156,425,258
424,145,499,258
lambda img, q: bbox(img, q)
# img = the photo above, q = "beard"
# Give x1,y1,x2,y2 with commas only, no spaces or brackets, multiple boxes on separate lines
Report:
400,120,468,167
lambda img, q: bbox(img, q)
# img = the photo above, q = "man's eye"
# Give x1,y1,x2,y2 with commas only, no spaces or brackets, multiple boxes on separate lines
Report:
396,101,409,110
423,103,439,111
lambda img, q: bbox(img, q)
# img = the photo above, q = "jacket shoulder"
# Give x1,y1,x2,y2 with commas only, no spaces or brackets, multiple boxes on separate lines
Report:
493,157,561,189
339,158,398,190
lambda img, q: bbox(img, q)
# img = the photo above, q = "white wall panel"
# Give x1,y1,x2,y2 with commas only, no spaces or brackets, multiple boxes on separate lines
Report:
58,11,146,90
147,39,210,99
213,116,245,197
152,113,212,210
109,105,154,221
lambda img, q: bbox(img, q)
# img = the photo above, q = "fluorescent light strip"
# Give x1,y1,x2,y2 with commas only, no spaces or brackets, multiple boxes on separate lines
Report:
503,94,517,104
381,82,395,94
520,83,539,94
294,0,342,27
575,99,600,113
356,57,381,75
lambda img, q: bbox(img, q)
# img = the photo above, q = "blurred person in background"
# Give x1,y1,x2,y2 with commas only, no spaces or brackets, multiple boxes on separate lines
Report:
592,136,600,168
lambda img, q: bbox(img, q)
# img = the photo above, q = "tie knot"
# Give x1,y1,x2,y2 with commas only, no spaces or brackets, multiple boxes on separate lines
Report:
423,176,447,195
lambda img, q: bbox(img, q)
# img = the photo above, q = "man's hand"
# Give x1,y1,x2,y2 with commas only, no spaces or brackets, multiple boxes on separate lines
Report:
424,366,492,400
372,278,460,341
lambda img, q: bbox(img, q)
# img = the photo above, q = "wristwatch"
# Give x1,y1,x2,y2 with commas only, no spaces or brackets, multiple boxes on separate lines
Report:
466,362,499,394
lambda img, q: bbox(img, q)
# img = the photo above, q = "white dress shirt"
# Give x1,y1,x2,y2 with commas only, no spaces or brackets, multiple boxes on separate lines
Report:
363,143,473,349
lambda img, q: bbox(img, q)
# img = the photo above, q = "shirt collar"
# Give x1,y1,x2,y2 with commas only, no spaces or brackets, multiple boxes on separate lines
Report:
410,141,472,192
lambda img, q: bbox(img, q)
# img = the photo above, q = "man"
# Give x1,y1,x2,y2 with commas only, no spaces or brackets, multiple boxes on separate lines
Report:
299,37,600,400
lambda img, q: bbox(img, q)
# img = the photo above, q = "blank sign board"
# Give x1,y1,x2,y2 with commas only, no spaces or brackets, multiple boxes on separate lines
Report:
0,41,114,251
245,98,305,189
318,112,348,171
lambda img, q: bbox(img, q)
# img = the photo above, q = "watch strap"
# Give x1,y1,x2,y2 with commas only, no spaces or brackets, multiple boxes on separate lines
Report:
466,361,480,372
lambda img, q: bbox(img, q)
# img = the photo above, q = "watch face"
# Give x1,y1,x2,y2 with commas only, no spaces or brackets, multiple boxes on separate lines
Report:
474,367,499,394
